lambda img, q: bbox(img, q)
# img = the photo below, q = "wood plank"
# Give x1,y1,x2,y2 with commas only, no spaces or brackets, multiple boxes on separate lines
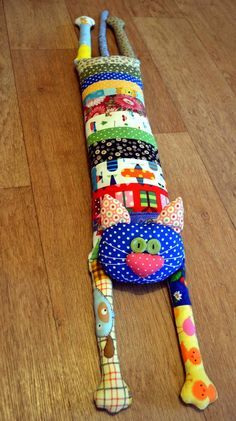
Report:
0,1,30,188
12,49,104,419
4,0,77,49
135,17,236,227
0,187,69,420
157,132,236,421
141,54,186,133
175,0,236,95
122,0,181,17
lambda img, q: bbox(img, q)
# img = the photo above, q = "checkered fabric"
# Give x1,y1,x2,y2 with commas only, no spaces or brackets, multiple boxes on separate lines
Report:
90,260,132,413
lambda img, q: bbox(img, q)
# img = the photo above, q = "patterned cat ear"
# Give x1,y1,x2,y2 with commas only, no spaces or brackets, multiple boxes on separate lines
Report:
100,194,131,229
156,197,184,233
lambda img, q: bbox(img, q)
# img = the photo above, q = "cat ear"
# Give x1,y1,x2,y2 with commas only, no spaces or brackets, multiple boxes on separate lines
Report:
100,194,131,229
155,197,184,233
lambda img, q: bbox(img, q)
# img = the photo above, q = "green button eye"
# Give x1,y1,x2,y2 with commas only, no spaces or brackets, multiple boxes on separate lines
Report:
147,239,161,254
131,237,147,253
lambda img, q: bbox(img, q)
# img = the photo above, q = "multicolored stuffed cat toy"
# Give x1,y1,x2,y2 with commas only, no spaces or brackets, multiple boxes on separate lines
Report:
74,11,218,414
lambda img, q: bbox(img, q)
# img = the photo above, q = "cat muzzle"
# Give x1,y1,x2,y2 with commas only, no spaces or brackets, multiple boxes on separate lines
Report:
126,253,164,278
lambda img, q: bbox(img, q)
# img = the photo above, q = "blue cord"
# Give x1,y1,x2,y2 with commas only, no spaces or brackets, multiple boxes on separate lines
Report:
99,10,110,57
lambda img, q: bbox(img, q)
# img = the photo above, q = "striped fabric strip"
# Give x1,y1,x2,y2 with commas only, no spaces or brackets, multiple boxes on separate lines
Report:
75,55,141,72
88,138,159,167
85,111,152,138
87,127,158,147
81,72,143,91
83,88,145,106
82,80,143,100
79,63,142,82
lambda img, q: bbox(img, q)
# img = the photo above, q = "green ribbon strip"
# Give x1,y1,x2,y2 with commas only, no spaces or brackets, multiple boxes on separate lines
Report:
87,127,158,148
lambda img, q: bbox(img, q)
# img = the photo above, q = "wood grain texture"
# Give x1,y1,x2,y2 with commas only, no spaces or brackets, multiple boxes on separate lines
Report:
1,0,236,419
4,0,77,49
0,187,69,420
157,132,236,420
135,17,236,227
176,0,236,95
0,1,29,188
12,49,102,419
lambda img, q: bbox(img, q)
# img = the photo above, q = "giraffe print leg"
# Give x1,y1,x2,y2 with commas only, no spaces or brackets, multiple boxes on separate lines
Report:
168,269,218,410
89,259,132,414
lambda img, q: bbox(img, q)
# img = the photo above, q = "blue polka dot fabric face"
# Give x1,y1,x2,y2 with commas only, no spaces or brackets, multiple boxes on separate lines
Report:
98,222,185,284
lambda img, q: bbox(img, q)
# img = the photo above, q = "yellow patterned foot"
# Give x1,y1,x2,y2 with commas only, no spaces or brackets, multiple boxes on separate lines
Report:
181,371,218,410
94,379,132,414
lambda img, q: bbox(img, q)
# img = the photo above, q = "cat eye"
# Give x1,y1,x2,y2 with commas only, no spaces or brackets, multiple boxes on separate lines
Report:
147,239,161,255
131,237,147,253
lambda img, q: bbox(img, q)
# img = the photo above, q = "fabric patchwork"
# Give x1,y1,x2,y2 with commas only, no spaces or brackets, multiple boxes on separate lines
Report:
75,55,141,73
173,303,218,409
91,158,166,192
86,111,151,138
82,80,143,101
99,222,185,284
84,94,146,122
156,197,184,233
92,183,169,226
90,259,132,413
79,63,142,82
100,194,131,229
81,71,143,90
88,138,159,167
83,88,144,106
75,15,217,412
87,127,157,147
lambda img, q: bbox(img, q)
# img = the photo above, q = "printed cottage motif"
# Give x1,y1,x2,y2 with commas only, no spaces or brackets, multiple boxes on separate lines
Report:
74,11,218,415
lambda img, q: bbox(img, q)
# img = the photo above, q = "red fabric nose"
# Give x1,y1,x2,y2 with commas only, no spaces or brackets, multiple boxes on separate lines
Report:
126,253,164,278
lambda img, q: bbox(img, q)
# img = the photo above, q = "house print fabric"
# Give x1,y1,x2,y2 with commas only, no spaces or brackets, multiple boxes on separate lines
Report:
74,11,218,414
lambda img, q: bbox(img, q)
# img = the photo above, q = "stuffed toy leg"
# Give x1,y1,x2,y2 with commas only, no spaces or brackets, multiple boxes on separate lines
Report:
74,12,218,414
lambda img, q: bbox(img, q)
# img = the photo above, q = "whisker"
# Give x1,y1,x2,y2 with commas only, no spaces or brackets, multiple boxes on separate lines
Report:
121,274,142,282
102,262,126,266
103,241,128,255
164,263,180,269
99,254,126,260
160,244,178,255
164,256,184,261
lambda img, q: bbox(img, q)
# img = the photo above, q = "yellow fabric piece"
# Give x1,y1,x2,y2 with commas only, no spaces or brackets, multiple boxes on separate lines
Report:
76,44,91,60
82,80,143,100
174,305,218,410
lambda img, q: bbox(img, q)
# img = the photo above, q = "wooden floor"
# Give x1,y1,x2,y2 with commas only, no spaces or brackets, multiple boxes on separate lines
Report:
0,0,236,419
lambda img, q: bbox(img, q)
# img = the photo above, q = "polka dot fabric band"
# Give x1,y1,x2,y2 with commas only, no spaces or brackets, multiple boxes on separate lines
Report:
79,63,142,83
81,71,143,91
88,138,160,167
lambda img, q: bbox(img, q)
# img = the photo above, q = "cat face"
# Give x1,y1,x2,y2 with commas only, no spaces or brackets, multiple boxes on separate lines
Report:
99,222,185,284
97,195,185,284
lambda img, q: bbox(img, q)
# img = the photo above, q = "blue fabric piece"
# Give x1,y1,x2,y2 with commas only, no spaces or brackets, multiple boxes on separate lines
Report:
94,288,114,337
79,23,92,47
99,222,185,284
99,10,110,57
130,212,159,224
81,72,143,91
168,270,192,307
